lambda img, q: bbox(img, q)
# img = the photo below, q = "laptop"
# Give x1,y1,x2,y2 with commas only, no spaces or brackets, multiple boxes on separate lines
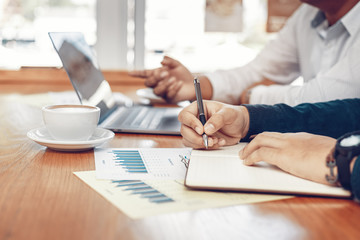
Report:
48,32,181,135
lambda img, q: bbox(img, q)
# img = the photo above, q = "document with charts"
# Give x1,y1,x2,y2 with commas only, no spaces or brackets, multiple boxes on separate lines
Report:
74,171,291,219
95,148,192,180
185,143,351,197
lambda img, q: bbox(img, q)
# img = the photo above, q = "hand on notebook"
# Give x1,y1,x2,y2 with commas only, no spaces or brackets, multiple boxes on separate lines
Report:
241,132,336,185
129,56,211,103
178,100,249,149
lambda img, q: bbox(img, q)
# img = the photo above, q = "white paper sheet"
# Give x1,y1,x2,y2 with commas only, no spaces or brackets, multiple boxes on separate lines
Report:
74,171,291,219
95,148,192,180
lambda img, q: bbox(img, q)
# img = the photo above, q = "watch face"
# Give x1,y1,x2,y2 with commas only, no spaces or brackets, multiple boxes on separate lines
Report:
340,135,360,147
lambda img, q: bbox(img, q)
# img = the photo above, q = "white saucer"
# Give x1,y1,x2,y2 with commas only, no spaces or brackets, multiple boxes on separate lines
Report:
27,127,115,152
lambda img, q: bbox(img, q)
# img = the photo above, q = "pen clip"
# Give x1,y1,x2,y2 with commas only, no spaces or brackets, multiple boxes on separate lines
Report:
179,154,189,168
193,77,209,149
194,77,205,117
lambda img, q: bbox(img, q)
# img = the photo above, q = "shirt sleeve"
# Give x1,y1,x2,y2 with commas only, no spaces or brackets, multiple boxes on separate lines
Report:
249,41,360,106
242,98,360,141
204,5,304,105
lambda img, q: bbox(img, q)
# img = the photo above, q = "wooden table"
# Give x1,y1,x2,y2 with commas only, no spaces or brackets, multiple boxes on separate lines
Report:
1,69,360,240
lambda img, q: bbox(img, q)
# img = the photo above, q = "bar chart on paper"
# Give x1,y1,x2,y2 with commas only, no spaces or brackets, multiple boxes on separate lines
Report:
112,180,175,204
94,148,192,180
113,150,148,174
74,171,291,219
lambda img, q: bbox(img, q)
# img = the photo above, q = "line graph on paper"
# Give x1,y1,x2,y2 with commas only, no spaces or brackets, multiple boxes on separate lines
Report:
94,148,192,180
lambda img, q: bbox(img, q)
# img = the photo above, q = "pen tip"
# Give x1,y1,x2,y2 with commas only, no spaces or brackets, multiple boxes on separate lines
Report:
203,134,208,149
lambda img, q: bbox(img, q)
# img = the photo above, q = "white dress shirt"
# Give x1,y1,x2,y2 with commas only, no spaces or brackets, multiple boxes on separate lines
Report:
205,3,360,106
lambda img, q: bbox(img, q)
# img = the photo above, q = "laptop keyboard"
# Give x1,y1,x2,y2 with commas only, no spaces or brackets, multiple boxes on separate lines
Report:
110,106,165,130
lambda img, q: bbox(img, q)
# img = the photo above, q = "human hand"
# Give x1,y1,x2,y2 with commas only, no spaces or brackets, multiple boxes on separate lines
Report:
241,132,336,185
129,56,195,103
178,100,249,149
239,78,277,104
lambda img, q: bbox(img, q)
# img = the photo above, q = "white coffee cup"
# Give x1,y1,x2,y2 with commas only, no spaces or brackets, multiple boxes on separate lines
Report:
42,104,100,141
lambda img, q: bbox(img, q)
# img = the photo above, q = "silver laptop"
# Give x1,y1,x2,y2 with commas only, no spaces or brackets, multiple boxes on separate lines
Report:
48,32,181,135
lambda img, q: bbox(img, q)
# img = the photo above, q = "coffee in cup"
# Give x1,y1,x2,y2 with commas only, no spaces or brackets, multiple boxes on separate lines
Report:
42,104,100,141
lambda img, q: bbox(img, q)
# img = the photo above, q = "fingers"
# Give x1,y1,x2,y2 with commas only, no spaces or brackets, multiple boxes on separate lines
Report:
161,56,180,69
131,55,179,83
166,81,183,100
181,127,218,149
240,132,285,164
178,101,223,138
178,101,237,149
128,69,153,78
129,66,171,89
153,76,176,98
241,132,284,159
181,124,222,149
204,106,238,135
178,102,200,133
242,146,281,167
181,124,204,148
178,102,209,149
145,68,169,88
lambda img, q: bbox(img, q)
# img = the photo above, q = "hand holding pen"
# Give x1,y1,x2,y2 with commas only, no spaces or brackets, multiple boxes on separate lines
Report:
178,89,248,149
193,77,209,149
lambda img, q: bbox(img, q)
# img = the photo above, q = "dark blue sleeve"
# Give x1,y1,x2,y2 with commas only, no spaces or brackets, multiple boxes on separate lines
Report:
351,156,360,202
242,98,360,141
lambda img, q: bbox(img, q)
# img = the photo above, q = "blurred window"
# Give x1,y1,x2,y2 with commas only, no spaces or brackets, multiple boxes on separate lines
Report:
0,0,299,72
0,0,96,69
143,0,278,72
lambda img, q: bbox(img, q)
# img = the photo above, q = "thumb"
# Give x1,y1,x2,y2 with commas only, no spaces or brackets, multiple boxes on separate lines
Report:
161,56,180,69
204,107,237,135
128,69,152,78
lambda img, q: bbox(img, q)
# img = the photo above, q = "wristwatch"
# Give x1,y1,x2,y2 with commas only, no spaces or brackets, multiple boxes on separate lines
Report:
327,131,360,190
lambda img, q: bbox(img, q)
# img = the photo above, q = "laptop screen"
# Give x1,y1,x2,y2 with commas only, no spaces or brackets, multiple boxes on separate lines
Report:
48,32,117,122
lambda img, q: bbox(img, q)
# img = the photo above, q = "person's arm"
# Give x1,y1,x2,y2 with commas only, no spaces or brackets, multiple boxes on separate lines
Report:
129,56,198,103
241,132,360,200
243,98,360,141
246,41,360,106
205,5,306,105
178,98,360,149
241,132,337,185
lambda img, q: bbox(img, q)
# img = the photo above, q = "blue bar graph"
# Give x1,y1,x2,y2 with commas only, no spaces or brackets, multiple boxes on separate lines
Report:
112,180,175,204
112,150,148,173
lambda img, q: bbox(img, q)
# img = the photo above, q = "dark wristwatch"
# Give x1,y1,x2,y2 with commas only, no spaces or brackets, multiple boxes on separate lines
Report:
327,131,360,190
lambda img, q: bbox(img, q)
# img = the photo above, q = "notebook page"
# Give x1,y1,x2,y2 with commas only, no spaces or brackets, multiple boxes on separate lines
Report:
186,144,351,197
191,143,247,158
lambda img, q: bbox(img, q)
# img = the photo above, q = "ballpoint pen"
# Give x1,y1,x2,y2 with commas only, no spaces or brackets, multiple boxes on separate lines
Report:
193,77,208,149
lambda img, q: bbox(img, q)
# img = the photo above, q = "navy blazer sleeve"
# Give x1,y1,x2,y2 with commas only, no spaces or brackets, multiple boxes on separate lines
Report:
243,98,360,200
243,98,360,140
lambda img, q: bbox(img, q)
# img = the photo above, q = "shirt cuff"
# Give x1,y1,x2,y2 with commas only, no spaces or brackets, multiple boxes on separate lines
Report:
204,71,242,104
250,84,297,105
240,104,273,141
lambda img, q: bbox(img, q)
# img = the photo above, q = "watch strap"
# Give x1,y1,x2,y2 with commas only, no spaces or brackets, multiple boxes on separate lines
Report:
325,147,338,185
336,153,352,190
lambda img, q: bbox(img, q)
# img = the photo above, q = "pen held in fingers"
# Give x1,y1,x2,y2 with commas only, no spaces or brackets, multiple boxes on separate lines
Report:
199,114,208,148
194,77,208,149
202,134,208,149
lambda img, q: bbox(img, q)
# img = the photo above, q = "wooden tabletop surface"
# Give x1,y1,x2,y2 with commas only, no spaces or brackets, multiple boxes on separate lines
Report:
1,68,360,240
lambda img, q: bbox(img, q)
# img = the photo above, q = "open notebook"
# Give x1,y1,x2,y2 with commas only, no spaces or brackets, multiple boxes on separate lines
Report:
185,143,351,198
